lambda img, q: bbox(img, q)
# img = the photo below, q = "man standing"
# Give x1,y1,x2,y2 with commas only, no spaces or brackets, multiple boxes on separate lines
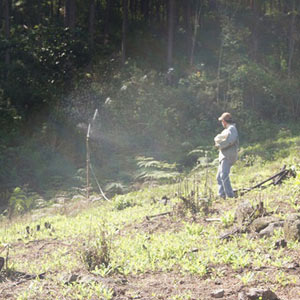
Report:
214,112,239,199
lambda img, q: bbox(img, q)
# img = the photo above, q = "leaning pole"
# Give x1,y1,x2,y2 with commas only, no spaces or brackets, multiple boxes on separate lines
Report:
86,109,98,200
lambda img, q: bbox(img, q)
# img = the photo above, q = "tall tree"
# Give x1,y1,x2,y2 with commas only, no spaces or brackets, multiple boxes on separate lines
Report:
0,0,2,29
4,0,10,68
122,0,128,65
288,0,297,78
184,0,192,61
57,0,62,21
190,1,202,66
50,0,54,20
143,0,149,23
104,0,112,44
167,0,175,73
64,0,76,30
155,0,161,24
88,0,96,50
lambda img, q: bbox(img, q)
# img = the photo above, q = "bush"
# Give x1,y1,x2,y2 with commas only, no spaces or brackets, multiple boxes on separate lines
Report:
81,229,112,271
8,187,35,215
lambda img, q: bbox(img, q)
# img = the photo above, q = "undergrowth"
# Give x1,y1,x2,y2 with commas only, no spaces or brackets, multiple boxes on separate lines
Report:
1,133,300,299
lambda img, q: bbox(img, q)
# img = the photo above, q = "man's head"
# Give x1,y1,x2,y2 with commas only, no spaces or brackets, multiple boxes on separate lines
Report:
218,112,233,128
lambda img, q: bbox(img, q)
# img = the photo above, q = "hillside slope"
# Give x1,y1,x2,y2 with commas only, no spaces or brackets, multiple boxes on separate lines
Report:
1,135,300,300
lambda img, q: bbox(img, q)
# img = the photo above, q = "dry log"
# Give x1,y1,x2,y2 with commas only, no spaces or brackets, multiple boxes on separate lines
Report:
146,211,172,220
0,257,4,271
219,227,241,240
237,165,294,196
205,218,221,222
220,201,264,240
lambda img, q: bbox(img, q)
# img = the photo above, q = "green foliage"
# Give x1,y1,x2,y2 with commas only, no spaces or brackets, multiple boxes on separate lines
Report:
135,156,179,183
80,229,112,271
17,280,113,300
220,210,235,228
105,182,129,195
2,138,300,298
2,24,89,112
113,194,137,211
8,187,34,214
2,0,300,209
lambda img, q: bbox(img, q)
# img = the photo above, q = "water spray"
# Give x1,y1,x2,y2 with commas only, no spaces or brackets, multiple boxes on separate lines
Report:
86,109,109,201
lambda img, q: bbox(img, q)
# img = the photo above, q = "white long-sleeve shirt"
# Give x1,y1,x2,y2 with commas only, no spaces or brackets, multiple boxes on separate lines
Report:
214,124,239,164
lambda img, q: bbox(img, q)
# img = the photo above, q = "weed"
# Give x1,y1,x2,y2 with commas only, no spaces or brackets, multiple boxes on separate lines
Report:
113,194,137,210
8,187,36,217
184,222,204,236
4,133,300,299
171,292,192,300
220,210,235,228
236,271,255,285
275,271,297,287
135,156,179,183
80,228,112,271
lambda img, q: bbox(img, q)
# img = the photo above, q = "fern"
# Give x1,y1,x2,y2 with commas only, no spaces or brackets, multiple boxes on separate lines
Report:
135,156,179,183
105,182,129,195
9,187,35,214
188,146,216,172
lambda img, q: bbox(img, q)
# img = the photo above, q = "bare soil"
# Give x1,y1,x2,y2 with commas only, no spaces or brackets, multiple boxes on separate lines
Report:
1,198,300,299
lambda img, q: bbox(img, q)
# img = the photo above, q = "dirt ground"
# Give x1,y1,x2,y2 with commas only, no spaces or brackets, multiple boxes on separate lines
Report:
1,264,300,299
1,204,300,299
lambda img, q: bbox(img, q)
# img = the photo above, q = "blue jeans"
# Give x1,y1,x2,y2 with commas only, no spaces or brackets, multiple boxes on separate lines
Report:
217,159,234,198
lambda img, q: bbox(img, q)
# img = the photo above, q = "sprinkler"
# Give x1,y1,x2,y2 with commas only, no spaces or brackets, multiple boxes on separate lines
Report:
86,109,98,200
86,109,109,201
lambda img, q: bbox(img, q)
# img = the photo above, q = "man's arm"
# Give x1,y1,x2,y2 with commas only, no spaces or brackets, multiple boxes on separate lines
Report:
217,127,238,150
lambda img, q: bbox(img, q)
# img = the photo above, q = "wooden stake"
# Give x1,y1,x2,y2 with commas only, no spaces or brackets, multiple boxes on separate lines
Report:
86,124,91,200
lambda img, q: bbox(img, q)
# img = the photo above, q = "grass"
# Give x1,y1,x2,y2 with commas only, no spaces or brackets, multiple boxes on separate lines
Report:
1,133,300,299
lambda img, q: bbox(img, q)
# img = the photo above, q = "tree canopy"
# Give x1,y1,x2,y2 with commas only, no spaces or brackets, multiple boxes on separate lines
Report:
1,0,300,202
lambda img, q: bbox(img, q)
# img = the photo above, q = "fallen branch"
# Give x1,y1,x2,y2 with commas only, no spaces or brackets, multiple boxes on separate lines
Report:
0,244,9,255
0,257,4,271
219,227,241,240
237,166,295,196
219,201,264,240
205,218,221,222
38,240,71,251
24,238,56,246
0,271,47,295
145,211,172,221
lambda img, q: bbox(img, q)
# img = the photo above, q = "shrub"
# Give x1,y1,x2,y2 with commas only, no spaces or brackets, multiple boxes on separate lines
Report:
8,187,35,215
81,229,112,271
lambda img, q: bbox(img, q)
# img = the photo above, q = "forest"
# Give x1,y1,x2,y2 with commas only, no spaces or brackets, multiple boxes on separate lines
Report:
1,0,300,207
3,1,300,299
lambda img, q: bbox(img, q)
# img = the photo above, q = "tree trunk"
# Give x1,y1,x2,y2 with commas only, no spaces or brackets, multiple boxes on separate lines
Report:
190,1,201,66
288,0,296,78
69,0,76,30
122,0,128,65
185,0,192,60
104,0,112,44
142,0,149,23
50,0,54,20
4,0,10,68
64,0,76,30
134,0,138,19
141,0,145,18
57,0,62,21
250,0,262,62
130,0,134,21
156,0,161,23
167,0,175,72
37,0,42,25
216,39,224,104
0,0,3,29
64,0,70,27
88,0,95,50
